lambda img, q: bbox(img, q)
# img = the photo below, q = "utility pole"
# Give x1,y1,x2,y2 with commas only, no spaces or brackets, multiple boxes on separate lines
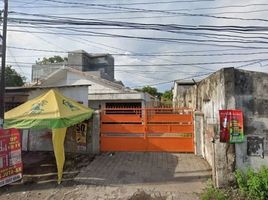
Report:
0,0,8,128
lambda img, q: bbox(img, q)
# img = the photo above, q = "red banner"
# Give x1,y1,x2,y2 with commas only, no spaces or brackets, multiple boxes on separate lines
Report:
219,110,244,143
0,128,22,187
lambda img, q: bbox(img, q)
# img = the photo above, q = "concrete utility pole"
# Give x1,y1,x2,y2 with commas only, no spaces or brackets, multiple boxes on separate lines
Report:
0,0,8,128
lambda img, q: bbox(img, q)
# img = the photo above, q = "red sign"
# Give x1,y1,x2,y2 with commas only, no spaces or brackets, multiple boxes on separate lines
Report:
219,110,244,143
0,128,22,187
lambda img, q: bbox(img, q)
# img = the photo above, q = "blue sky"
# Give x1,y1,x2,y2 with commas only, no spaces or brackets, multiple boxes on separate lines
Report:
3,0,268,91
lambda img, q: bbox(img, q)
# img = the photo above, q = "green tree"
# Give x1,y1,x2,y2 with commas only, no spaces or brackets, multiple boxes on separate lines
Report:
1,65,26,87
161,90,173,101
36,55,67,64
135,86,162,97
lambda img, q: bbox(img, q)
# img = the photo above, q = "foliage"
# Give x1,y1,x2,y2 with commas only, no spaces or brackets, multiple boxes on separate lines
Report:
235,166,268,200
200,180,228,200
36,55,67,64
1,65,25,87
135,86,162,97
161,90,173,101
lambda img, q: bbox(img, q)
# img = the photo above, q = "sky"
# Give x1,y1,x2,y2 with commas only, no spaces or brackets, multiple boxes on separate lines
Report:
3,0,268,92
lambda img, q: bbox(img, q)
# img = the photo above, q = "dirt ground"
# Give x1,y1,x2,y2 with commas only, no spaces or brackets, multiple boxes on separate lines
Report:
0,152,211,200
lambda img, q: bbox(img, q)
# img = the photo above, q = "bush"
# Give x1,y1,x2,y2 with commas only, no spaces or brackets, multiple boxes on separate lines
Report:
235,166,268,200
201,180,228,200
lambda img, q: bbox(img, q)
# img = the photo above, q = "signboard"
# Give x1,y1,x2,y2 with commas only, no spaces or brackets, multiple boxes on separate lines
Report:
219,110,244,143
0,128,22,187
75,122,88,151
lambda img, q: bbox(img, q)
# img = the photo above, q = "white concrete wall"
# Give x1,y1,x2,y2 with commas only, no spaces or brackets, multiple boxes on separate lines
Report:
28,86,89,106
25,86,90,152
66,72,122,94
41,70,125,94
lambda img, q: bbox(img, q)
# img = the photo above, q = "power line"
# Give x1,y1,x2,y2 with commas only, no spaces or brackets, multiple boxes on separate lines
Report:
10,3,268,15
26,9,268,21
7,45,268,57
25,0,268,23
8,28,268,51
7,58,268,67
15,0,214,7
8,45,67,53
10,22,268,44
9,12,268,33
6,45,268,54
133,59,268,87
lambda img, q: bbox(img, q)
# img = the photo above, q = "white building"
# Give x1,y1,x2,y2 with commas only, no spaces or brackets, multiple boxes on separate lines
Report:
38,67,155,109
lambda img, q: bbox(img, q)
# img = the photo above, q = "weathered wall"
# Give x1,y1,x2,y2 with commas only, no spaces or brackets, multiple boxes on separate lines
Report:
234,69,268,171
32,63,65,82
173,82,195,107
68,51,114,81
196,69,236,187
32,51,114,82
174,67,268,187
174,68,236,187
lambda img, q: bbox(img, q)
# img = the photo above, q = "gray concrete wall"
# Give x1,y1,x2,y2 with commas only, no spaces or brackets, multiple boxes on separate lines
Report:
234,69,268,171
175,68,236,187
194,112,204,156
32,51,114,82
32,63,64,82
197,69,236,187
173,82,195,107
92,111,100,154
68,51,114,81
175,67,268,187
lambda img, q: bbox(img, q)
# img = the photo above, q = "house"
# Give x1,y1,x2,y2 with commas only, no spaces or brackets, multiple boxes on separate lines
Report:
173,67,268,187
32,50,114,82
37,67,155,109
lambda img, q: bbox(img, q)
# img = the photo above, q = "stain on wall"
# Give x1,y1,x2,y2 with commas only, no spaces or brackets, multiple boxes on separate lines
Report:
173,67,268,186
247,136,264,158
234,69,268,170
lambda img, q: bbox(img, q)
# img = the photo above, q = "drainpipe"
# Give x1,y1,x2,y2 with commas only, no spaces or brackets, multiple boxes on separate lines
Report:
192,79,198,110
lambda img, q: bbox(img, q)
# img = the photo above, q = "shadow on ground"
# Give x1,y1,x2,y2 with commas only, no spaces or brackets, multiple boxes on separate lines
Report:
0,151,94,195
0,151,211,197
75,152,211,186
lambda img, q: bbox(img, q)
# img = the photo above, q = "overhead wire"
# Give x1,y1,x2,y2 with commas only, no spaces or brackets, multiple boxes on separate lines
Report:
23,0,268,23
7,0,268,88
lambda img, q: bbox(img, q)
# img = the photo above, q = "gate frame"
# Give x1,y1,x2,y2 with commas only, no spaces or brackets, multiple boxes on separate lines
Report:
100,107,194,152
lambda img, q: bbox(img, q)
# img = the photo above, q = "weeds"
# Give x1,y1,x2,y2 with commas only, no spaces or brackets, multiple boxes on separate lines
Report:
200,180,228,200
235,166,268,200
201,166,268,200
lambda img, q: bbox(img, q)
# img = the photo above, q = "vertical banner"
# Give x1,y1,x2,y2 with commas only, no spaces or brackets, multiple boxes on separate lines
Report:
219,110,244,143
75,122,88,151
219,110,231,143
0,128,22,187
229,110,244,143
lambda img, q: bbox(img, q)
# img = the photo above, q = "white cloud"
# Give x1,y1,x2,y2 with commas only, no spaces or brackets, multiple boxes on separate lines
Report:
4,0,268,91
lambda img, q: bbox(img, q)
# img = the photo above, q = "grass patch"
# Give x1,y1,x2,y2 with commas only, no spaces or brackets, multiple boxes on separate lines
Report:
201,166,268,200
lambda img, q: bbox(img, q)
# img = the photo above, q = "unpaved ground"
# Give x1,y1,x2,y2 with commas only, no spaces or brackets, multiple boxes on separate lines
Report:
0,152,211,200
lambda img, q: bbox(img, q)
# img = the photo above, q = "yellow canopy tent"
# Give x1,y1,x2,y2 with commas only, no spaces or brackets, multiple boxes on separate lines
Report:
4,89,94,184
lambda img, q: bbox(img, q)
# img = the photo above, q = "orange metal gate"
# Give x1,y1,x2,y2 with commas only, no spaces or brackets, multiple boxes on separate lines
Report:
100,107,194,152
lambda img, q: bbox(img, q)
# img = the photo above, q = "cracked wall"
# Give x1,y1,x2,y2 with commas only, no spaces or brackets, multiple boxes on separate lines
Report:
234,69,268,171
174,67,268,186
